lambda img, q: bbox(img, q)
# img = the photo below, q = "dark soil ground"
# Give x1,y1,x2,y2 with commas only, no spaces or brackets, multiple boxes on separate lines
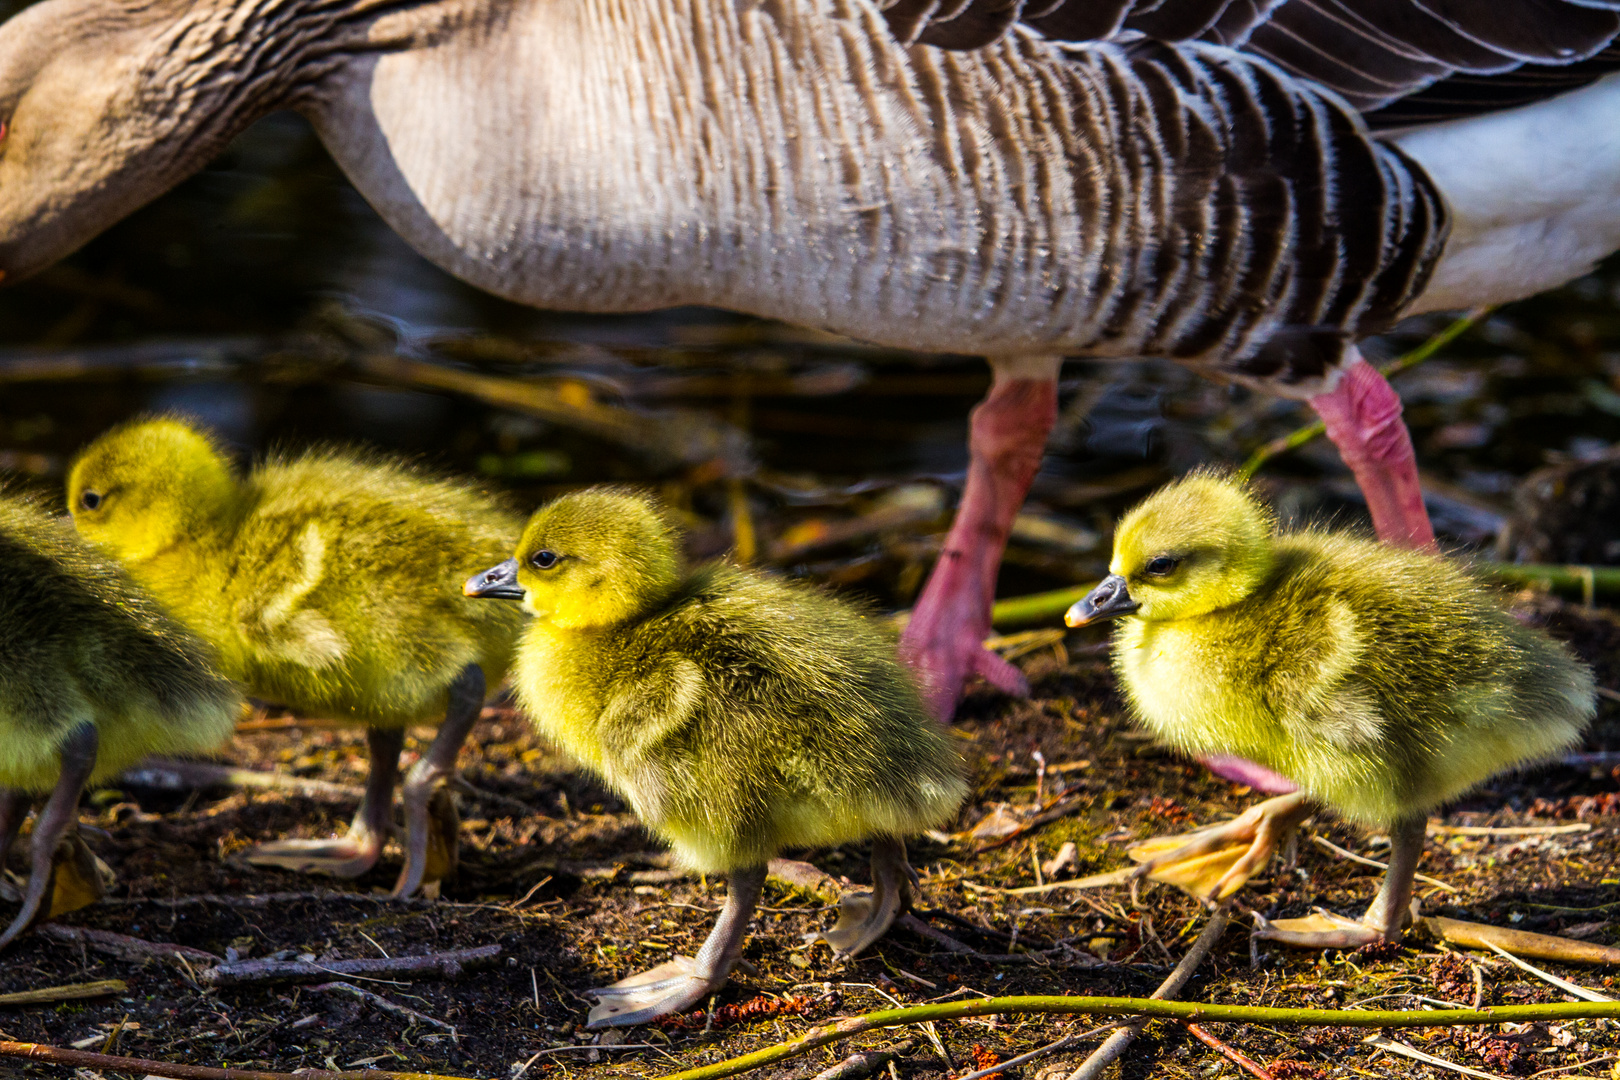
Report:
3,596,1616,1080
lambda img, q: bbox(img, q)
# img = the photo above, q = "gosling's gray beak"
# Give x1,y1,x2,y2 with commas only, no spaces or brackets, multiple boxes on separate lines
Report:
465,559,524,600
1065,574,1139,627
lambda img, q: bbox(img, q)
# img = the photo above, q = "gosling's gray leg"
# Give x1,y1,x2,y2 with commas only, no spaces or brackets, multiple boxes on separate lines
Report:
245,725,403,878
1253,812,1426,949
394,664,483,898
815,835,915,957
586,862,766,1029
0,790,30,903
0,723,99,950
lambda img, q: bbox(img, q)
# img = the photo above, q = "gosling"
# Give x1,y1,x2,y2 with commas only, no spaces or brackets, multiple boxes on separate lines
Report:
1067,472,1594,948
68,417,525,898
0,489,239,948
466,488,966,1027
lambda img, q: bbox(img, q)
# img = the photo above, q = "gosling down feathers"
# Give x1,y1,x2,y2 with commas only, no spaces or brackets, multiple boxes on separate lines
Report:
1068,473,1595,948
466,488,966,1028
67,417,525,898
0,489,239,948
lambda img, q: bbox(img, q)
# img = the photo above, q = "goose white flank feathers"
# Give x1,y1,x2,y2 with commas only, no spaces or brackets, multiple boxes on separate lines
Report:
0,0,1617,737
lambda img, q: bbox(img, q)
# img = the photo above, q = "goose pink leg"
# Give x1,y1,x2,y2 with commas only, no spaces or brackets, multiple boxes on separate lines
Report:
901,357,1059,720
1309,351,1436,551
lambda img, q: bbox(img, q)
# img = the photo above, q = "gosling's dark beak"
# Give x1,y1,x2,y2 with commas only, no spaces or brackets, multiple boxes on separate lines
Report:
465,559,524,600
1065,574,1139,627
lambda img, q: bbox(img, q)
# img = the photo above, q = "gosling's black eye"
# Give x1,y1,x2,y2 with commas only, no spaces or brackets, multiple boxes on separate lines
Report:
1144,555,1180,576
79,490,102,511
530,549,560,570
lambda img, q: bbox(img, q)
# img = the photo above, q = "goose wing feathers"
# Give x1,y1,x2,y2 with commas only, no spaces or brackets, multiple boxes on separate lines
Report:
879,0,1620,123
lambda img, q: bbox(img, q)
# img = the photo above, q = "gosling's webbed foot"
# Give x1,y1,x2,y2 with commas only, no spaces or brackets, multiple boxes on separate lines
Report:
392,664,482,899
586,863,768,1029
0,724,102,951
45,832,111,920
244,822,388,878
817,890,899,957
393,784,458,899
809,836,914,957
248,725,403,881
1128,791,1312,902
586,956,724,1029
0,833,112,949
1252,908,1397,950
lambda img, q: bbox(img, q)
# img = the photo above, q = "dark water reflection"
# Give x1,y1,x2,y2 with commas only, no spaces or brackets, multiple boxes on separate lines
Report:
2,112,1618,607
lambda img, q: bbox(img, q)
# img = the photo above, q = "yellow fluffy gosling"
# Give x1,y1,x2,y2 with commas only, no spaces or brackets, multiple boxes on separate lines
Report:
0,489,239,948
466,487,966,1027
1067,472,1594,948
68,417,524,898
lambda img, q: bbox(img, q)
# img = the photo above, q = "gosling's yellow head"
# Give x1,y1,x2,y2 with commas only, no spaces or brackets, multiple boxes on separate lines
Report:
465,488,681,629
1067,472,1274,625
68,416,239,563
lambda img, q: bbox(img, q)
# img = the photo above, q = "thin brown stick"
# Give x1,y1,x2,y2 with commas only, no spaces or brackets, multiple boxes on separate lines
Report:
123,760,365,801
894,913,1064,966
200,944,502,987
0,980,127,1006
39,924,223,965
808,1038,917,1080
0,1041,480,1080
973,793,1088,853
100,890,399,909
1063,904,1232,1080
1183,1023,1276,1080
308,982,458,1034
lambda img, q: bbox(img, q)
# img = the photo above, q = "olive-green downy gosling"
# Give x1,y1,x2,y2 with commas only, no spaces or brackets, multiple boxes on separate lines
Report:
1066,472,1594,949
0,489,239,948
68,417,525,898
466,488,967,1028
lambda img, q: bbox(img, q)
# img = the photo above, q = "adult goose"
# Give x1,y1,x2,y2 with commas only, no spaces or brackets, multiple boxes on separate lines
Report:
0,0,1618,724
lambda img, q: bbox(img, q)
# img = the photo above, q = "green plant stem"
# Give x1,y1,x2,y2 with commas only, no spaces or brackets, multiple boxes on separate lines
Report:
1237,306,1491,480
990,562,1620,629
654,998,1620,1080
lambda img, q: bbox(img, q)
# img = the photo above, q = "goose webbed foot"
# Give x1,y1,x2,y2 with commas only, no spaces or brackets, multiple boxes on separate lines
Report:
246,725,402,879
812,835,915,957
898,362,1058,720
1128,791,1313,902
0,724,101,950
1252,908,1396,949
585,956,726,1029
393,664,483,899
586,863,765,1029
245,825,389,878
1252,813,1427,952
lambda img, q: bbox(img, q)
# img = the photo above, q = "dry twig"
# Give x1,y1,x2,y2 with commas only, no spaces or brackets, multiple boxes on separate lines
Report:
39,925,223,965
807,1038,916,1080
1183,1022,1275,1080
0,1041,481,1080
309,982,459,1034
0,980,126,1006
200,944,502,987
1062,904,1231,1080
